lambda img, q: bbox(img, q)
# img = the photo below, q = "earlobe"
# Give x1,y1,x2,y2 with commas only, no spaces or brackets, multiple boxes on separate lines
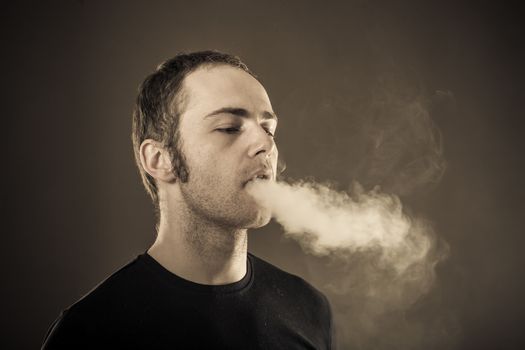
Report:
139,139,176,183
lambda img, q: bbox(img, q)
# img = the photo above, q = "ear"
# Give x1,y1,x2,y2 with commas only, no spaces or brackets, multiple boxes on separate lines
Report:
139,139,176,183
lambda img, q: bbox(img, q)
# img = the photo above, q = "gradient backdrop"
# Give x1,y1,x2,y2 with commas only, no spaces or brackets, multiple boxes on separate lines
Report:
3,1,524,349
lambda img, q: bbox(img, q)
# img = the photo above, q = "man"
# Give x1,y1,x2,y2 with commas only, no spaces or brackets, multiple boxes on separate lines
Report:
42,51,333,349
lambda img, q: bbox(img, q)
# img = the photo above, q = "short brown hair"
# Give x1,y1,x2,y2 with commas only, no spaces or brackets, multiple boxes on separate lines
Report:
131,51,255,218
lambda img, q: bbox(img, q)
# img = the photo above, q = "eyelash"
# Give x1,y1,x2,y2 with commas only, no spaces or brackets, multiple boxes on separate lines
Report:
218,127,275,138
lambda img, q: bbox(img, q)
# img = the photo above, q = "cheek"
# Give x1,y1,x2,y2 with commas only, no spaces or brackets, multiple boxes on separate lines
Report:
183,143,215,172
183,138,244,186
190,153,237,186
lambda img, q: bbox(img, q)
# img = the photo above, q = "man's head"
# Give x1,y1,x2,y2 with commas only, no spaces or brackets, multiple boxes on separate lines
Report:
132,51,278,228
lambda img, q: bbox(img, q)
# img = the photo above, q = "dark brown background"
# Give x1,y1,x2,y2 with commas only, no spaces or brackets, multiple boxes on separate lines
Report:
2,1,524,349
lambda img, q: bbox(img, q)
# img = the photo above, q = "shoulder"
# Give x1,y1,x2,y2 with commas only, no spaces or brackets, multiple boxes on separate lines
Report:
42,255,149,348
69,254,148,311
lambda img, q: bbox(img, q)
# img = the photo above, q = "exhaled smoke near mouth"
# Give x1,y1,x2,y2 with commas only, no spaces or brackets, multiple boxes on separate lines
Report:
248,180,432,275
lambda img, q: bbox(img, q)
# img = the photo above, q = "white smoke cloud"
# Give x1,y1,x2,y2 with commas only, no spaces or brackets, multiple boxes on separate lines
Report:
248,180,436,277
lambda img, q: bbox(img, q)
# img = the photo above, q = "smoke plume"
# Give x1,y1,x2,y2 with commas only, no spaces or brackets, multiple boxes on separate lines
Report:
248,180,435,275
247,86,456,349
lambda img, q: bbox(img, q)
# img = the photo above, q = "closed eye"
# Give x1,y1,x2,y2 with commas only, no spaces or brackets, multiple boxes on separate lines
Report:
217,126,275,138
264,128,275,138
217,127,241,134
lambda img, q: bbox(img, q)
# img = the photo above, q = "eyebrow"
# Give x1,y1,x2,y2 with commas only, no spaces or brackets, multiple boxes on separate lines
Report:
204,107,278,122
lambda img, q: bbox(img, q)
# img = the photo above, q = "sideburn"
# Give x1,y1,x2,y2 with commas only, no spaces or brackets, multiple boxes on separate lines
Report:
170,145,189,183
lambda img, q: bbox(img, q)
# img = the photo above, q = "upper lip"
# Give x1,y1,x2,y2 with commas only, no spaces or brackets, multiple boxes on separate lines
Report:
244,168,274,185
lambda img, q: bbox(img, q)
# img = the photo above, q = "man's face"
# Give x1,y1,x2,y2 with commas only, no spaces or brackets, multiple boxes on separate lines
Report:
173,65,278,229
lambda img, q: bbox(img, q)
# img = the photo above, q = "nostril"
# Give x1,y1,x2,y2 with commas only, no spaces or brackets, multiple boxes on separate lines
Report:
255,149,266,157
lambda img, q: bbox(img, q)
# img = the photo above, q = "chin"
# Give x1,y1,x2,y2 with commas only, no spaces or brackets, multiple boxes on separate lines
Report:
231,190,273,229
245,207,272,229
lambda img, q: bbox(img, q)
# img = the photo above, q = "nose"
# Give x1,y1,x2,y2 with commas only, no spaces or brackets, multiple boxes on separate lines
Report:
247,124,277,159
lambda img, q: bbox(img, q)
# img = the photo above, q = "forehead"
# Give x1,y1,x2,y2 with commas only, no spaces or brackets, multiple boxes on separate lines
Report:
181,65,273,113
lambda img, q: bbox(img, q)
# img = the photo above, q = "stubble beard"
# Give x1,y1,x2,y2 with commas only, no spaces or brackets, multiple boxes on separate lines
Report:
173,160,249,259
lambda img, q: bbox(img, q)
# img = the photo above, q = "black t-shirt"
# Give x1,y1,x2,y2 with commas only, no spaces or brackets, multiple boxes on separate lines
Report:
42,253,333,349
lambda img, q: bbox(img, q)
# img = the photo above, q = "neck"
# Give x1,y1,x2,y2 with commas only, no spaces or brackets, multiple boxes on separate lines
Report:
148,200,248,285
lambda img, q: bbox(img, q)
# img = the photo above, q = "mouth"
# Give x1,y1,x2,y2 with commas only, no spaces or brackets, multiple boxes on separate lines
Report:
243,171,273,187
253,174,270,181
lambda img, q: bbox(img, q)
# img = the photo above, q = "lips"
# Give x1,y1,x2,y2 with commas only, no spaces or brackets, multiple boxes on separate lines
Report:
243,168,273,186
